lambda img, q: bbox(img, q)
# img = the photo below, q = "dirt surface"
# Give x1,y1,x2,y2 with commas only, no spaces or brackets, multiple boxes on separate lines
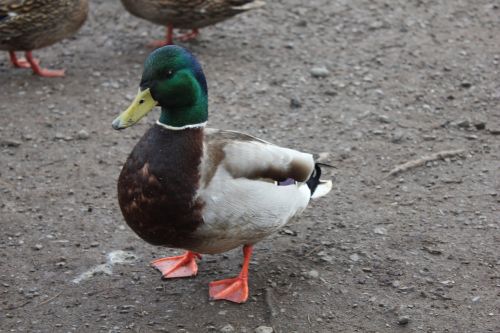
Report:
1,0,499,332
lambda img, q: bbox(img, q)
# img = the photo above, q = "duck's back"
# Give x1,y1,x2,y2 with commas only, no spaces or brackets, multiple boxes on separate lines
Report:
0,0,88,51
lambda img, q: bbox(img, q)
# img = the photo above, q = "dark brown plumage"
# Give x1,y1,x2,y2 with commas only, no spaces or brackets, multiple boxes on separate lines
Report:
117,125,205,249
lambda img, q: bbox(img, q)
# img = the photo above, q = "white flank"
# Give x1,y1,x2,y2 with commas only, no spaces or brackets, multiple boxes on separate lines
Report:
193,167,310,254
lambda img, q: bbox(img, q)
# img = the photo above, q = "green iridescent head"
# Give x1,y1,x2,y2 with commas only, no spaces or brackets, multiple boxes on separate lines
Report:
112,46,208,129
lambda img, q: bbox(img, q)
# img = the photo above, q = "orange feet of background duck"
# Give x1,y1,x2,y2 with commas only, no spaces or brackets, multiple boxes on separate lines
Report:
151,251,201,278
209,245,253,303
9,51,38,68
177,29,199,42
149,26,199,47
9,51,65,77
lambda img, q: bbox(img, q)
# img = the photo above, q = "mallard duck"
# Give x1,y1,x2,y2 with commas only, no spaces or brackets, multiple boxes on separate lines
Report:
120,0,265,46
0,0,88,77
112,46,332,303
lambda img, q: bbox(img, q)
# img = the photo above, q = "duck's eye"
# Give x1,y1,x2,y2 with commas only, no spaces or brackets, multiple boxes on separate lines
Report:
165,70,174,78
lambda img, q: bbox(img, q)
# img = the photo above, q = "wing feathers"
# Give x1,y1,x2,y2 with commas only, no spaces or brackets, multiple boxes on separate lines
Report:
203,129,314,184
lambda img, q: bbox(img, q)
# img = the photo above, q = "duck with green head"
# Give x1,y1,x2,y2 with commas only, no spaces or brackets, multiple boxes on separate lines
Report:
113,45,332,303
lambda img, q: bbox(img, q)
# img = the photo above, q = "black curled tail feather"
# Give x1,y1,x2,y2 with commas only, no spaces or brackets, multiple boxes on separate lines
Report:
306,164,322,196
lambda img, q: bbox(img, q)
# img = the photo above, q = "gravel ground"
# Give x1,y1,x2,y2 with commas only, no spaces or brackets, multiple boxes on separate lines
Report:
0,0,499,332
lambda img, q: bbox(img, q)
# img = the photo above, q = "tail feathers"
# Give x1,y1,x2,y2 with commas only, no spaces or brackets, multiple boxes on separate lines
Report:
311,180,333,199
306,164,333,199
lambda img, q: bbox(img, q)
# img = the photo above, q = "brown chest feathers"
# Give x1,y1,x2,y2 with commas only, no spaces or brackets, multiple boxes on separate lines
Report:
117,125,204,249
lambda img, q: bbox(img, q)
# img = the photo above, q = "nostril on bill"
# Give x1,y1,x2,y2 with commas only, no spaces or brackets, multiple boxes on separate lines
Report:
139,99,145,104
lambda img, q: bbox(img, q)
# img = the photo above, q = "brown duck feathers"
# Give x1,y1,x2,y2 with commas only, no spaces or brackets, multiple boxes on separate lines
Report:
0,0,88,51
117,125,205,249
120,0,265,30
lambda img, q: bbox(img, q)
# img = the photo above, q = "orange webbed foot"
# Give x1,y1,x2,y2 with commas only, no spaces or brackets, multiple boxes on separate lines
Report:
208,245,253,303
32,68,65,77
177,29,199,42
151,251,201,278
209,275,249,303
148,39,172,48
25,51,65,77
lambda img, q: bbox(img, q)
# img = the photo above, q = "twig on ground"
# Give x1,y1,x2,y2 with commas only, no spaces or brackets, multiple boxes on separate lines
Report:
38,158,67,168
36,291,62,307
387,149,465,177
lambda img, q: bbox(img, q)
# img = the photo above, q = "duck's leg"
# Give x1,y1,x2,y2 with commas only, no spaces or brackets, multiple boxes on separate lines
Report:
177,29,199,42
149,24,174,47
9,51,29,68
25,51,65,77
209,245,253,303
8,51,39,69
151,251,201,278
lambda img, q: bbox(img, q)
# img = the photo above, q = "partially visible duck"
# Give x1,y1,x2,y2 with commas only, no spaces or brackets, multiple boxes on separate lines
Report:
0,0,88,77
112,46,332,303
120,0,265,46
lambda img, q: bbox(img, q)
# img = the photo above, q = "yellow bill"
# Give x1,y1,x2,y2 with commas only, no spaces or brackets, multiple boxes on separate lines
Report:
112,88,158,130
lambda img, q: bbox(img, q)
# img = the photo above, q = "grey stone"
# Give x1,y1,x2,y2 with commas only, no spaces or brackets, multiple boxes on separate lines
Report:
255,326,273,333
0,139,22,147
310,66,330,78
76,129,90,140
306,270,319,279
350,253,360,262
220,324,235,333
397,316,410,325
377,114,391,123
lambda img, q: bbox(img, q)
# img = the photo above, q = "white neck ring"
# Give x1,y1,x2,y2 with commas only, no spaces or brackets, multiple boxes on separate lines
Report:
155,120,207,131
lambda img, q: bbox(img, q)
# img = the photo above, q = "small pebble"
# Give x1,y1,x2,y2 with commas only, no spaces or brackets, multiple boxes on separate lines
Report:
488,128,500,135
398,316,410,325
33,244,43,251
310,66,330,78
391,131,404,143
349,253,360,262
373,226,387,235
377,114,391,124
456,119,470,128
473,121,486,130
255,326,273,333
290,98,302,109
0,139,22,147
306,270,319,279
220,324,235,333
76,129,90,140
